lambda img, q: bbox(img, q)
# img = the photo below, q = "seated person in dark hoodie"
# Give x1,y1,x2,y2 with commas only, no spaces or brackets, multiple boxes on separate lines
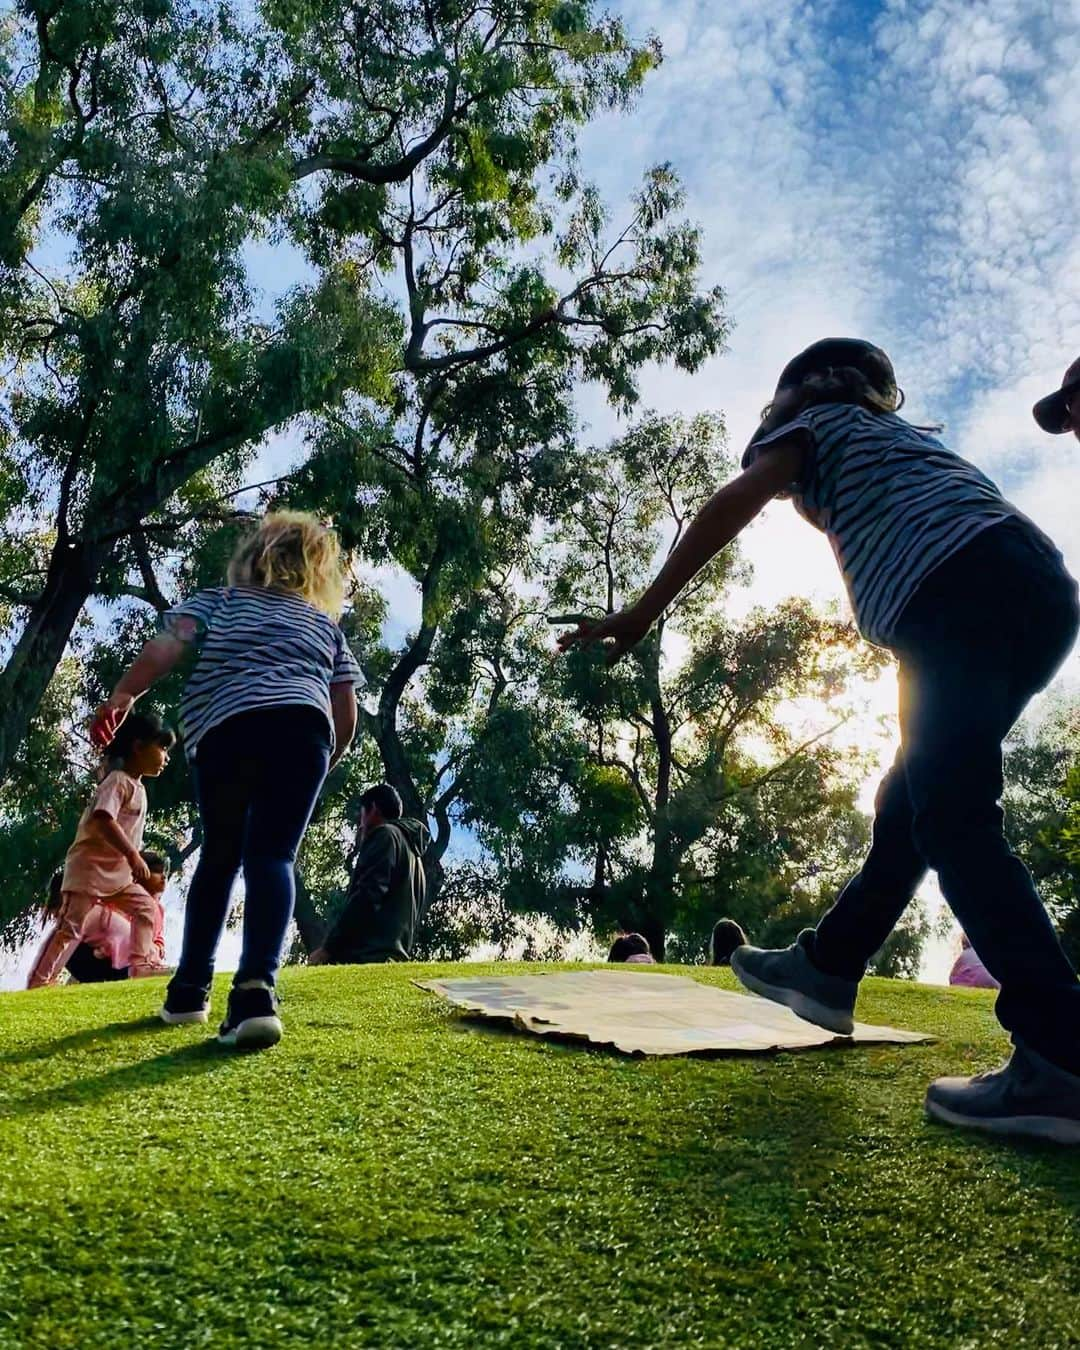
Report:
309,784,430,964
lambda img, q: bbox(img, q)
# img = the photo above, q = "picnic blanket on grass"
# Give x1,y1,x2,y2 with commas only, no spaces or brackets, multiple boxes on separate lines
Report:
415,970,933,1057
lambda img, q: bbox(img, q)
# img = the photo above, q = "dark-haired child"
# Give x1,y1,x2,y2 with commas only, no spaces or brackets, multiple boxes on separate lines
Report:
710,918,748,967
28,715,173,987
608,932,655,964
561,338,1080,1143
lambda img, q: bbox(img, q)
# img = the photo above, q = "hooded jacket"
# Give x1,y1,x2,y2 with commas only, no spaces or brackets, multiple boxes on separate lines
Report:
324,817,430,963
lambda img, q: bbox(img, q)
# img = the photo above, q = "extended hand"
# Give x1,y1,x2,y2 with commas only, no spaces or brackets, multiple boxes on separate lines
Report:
90,693,135,748
129,853,152,884
554,607,652,665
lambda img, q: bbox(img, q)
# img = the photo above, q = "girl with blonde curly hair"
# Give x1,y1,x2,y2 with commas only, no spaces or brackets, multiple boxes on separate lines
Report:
92,511,362,1049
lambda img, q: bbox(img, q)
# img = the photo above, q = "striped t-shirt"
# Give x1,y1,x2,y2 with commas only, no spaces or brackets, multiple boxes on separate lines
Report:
162,586,363,755
746,403,1021,646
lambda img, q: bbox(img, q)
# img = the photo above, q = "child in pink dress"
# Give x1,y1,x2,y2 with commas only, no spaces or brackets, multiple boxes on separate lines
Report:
949,934,1000,990
27,714,174,987
32,855,170,983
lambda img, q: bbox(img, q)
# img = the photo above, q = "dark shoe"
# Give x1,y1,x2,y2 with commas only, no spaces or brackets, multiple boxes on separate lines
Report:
218,981,282,1051
925,1044,1080,1145
159,983,210,1025
730,929,858,1035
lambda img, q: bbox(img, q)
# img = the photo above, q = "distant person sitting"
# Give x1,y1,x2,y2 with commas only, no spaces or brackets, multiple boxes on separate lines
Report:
608,932,655,964
949,933,1000,990
710,918,748,967
309,784,430,965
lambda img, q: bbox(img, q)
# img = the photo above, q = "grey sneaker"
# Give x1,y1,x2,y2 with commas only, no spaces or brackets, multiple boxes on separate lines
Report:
925,1044,1080,1145
730,929,857,1035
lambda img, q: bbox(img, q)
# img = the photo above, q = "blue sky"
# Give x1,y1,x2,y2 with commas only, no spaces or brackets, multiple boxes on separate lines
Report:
570,0,1079,611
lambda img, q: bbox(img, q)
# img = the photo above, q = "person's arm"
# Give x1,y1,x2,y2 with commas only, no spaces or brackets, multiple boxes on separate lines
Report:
319,829,396,961
90,633,189,747
91,811,151,882
557,441,805,661
328,682,358,772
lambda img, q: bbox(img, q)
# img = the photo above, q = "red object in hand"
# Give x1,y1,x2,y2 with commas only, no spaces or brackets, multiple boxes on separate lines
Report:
90,705,120,748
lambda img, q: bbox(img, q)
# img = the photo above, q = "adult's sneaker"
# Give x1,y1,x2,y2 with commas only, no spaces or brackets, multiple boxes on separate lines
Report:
729,929,858,1036
159,983,210,1025
925,1044,1080,1145
218,980,282,1051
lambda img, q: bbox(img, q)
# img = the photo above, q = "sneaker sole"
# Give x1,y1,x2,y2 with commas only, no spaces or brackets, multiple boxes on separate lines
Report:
159,1007,209,1025
218,1015,282,1050
730,951,855,1036
924,1097,1080,1145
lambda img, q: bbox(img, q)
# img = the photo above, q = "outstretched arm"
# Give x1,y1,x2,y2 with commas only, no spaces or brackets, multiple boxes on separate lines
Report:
90,632,189,747
557,440,804,661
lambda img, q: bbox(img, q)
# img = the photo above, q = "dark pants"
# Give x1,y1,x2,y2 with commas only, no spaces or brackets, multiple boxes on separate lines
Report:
812,517,1080,1074
172,706,330,992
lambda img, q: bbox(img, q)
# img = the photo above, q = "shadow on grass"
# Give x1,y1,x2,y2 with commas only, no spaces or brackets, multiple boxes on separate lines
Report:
0,1037,240,1122
0,1015,174,1068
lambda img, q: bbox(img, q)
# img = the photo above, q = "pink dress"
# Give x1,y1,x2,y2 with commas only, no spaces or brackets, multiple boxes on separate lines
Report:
80,898,167,969
949,946,999,990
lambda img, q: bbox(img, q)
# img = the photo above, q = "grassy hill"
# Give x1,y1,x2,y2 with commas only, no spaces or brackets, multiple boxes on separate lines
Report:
2,964,1079,1348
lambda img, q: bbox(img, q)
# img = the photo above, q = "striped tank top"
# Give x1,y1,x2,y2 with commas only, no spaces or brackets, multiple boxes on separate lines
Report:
746,403,1021,646
162,586,363,754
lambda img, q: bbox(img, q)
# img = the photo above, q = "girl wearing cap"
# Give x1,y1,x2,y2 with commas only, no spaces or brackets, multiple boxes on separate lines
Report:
559,338,1080,1144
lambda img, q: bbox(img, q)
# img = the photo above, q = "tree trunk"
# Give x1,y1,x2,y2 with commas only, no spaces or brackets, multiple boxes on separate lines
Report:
292,871,327,953
0,538,109,788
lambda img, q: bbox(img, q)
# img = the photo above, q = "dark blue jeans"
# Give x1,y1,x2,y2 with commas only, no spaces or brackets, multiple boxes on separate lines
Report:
173,705,330,992
812,517,1080,1074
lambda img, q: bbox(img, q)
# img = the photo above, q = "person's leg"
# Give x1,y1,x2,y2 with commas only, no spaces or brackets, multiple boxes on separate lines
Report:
902,632,1080,1074
170,727,253,994
810,744,928,978
107,886,162,978
887,520,1080,1073
234,710,330,987
26,893,98,987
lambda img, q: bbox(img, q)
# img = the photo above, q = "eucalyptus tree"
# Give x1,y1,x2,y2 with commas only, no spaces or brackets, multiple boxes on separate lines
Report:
548,412,886,959
0,0,724,796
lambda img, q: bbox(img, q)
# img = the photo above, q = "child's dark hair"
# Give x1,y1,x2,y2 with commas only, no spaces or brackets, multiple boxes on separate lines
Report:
106,711,175,769
608,932,651,963
45,871,64,912
141,850,170,877
710,918,747,966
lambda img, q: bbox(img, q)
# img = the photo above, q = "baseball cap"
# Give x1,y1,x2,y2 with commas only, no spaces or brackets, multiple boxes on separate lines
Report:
1032,357,1080,434
775,338,897,397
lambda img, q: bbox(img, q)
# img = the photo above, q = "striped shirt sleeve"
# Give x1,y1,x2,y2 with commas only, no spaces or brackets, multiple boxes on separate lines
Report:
161,589,224,646
742,410,817,494
331,629,364,687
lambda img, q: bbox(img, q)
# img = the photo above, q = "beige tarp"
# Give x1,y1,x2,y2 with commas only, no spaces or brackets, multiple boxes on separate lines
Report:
416,970,933,1057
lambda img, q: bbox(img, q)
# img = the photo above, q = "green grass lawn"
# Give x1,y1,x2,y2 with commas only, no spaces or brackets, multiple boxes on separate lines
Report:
2,964,1080,1349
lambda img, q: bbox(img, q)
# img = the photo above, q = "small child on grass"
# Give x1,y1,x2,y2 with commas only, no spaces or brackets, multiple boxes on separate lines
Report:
47,851,171,984
27,715,174,988
90,512,362,1050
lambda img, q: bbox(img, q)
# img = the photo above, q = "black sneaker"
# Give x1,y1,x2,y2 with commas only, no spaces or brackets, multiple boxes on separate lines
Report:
925,1043,1080,1145
159,983,210,1025
730,928,858,1036
218,981,282,1051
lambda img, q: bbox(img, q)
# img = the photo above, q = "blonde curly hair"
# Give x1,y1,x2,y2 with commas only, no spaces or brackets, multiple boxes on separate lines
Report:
227,511,346,616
